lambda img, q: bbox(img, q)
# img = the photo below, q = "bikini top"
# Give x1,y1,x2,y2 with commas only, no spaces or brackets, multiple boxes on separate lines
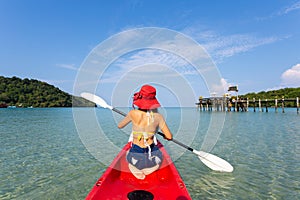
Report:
128,131,158,144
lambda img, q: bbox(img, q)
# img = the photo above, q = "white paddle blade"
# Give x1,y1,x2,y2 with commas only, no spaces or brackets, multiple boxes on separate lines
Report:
194,150,234,172
80,92,113,109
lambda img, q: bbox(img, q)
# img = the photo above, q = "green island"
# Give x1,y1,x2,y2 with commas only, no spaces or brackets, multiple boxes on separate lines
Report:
0,76,95,107
240,88,300,107
241,88,300,100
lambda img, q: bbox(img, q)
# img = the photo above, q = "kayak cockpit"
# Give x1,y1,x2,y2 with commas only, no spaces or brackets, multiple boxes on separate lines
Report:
86,142,191,200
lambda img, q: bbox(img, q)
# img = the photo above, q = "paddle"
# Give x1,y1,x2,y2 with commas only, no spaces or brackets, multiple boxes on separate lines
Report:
80,92,234,172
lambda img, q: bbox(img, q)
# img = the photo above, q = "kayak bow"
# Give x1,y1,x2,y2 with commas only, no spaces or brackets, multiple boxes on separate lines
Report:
86,141,191,200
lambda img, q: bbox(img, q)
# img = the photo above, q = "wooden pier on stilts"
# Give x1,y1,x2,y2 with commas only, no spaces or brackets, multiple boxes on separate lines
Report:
196,96,300,114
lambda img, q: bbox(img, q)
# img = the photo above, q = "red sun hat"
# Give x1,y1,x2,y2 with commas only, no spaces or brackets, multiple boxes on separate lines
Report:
133,85,161,110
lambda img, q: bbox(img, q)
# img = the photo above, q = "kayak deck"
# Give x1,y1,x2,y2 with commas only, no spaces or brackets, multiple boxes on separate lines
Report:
86,142,191,200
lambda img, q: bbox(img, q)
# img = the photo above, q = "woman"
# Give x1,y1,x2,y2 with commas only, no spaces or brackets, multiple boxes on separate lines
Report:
118,84,173,179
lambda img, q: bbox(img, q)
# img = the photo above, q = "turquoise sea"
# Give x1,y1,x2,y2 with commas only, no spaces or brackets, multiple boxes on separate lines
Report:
1,108,299,199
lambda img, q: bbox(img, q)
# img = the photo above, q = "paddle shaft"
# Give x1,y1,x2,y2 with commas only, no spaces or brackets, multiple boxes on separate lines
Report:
157,132,193,151
112,108,127,117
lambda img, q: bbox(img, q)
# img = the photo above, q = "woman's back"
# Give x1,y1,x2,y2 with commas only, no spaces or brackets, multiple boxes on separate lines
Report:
130,110,161,133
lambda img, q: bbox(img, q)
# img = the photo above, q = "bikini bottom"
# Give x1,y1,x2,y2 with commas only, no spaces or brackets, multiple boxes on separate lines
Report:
126,143,162,170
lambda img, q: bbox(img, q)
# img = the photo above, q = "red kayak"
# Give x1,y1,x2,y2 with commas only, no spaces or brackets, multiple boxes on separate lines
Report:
86,141,191,200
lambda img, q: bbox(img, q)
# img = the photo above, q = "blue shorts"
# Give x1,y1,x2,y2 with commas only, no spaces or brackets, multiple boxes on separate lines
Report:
127,143,163,170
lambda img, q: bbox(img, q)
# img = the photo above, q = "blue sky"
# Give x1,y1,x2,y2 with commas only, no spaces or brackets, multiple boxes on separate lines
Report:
1,0,300,106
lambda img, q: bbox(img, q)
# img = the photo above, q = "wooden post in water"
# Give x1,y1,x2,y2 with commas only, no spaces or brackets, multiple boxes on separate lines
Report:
234,98,237,112
221,97,225,112
253,98,256,112
275,98,278,113
266,99,268,112
297,97,299,114
282,96,285,113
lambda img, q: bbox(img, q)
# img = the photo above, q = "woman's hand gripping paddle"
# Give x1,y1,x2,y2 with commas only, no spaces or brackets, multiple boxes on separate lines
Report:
80,92,234,172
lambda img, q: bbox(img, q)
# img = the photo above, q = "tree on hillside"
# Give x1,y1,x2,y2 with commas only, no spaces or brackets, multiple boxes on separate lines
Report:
0,76,94,107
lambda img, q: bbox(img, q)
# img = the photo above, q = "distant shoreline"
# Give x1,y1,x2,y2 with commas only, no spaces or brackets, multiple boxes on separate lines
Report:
1,75,299,108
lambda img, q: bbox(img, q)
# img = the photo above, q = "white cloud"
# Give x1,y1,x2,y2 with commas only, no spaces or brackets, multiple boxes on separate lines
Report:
281,64,300,87
279,1,300,15
56,64,78,71
257,1,300,20
100,49,198,84
221,78,230,90
115,49,187,68
209,78,230,96
207,35,278,59
183,28,280,62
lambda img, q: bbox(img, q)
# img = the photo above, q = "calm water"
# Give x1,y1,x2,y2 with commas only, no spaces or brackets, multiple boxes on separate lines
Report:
0,108,299,199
